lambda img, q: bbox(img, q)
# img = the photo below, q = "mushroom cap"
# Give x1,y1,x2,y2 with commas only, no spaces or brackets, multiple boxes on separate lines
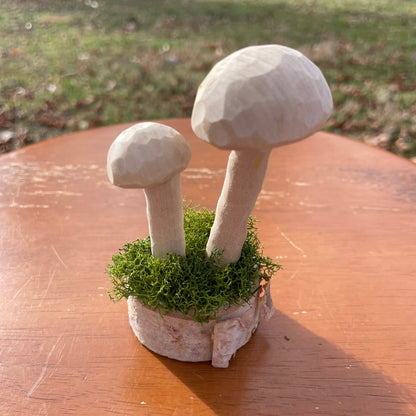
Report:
191,44,333,150
107,122,191,188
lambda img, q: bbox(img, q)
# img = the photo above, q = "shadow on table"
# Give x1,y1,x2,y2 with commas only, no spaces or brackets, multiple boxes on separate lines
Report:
155,310,416,416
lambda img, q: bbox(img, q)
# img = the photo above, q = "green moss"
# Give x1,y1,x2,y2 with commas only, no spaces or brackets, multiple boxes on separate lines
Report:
107,204,281,323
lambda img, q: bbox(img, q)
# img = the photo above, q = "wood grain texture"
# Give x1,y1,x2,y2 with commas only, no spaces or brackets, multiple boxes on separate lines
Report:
0,119,415,415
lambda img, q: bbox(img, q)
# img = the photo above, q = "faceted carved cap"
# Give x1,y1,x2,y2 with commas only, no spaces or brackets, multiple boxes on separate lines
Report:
191,44,333,150
107,122,192,189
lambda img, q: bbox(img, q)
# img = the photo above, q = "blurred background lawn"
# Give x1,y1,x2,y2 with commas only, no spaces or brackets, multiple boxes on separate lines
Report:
1,0,415,160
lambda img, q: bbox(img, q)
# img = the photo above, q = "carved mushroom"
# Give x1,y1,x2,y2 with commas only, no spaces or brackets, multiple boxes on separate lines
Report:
192,44,333,264
107,122,192,258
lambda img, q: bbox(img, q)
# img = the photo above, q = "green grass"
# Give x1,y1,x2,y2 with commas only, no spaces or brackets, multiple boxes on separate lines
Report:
107,204,280,323
1,0,415,159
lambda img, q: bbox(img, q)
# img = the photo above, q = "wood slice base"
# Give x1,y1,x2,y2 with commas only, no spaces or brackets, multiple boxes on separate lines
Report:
127,283,274,368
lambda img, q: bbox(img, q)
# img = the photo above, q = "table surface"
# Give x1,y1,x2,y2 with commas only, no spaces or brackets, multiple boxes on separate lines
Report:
1,118,415,415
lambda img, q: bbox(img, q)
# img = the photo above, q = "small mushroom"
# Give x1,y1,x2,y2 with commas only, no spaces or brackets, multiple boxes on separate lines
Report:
107,122,192,258
192,44,333,264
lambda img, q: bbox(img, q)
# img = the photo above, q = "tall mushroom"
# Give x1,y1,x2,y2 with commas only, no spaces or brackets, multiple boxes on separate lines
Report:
107,122,191,258
192,44,333,264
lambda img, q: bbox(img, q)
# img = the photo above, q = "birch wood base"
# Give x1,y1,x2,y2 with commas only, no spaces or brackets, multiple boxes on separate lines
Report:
127,283,274,368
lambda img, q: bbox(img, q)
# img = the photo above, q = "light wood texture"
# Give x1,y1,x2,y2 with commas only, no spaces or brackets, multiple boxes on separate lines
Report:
1,119,415,415
191,44,333,150
191,44,333,263
107,122,191,258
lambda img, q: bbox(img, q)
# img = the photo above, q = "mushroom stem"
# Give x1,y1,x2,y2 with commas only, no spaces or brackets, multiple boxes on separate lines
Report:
144,173,186,258
206,149,271,264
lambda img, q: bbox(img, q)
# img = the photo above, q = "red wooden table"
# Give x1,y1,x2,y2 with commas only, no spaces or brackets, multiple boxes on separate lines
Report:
1,119,415,415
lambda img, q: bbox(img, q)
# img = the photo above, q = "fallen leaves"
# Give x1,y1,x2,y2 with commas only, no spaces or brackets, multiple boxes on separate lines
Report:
37,112,66,129
0,108,17,128
0,128,30,153
10,48,22,57
1,0,415,161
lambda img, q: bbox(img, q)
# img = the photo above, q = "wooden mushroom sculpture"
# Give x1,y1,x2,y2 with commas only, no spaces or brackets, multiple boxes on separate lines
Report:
107,122,272,368
106,121,271,368
192,44,333,264
107,122,191,258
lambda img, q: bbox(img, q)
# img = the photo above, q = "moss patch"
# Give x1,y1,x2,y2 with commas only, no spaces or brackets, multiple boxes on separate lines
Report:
107,204,281,323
